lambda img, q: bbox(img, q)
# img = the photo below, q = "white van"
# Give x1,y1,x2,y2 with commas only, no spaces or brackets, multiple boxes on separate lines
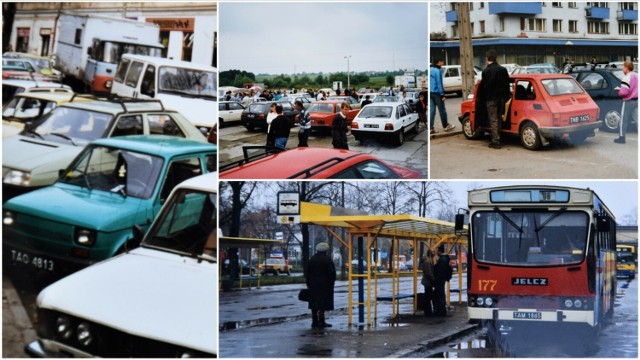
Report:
111,54,217,133
440,65,482,96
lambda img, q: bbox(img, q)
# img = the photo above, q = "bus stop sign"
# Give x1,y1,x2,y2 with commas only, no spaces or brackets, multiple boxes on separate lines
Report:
277,191,300,224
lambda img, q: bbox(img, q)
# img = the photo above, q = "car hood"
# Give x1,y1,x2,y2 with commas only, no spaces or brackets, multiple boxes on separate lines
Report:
37,247,217,354
157,94,216,129
2,135,83,186
5,184,147,231
389,164,422,179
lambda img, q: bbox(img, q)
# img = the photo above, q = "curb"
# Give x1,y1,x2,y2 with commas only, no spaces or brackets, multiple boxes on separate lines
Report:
430,130,462,139
387,322,480,358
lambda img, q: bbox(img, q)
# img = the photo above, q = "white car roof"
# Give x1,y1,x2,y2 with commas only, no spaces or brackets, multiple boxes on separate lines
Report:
121,54,217,72
173,172,218,193
2,79,71,89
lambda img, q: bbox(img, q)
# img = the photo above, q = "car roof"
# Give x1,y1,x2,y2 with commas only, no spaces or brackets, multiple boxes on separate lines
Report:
2,79,71,89
509,73,574,80
10,92,92,103
60,99,170,114
361,102,403,107
174,172,218,193
91,135,216,157
121,54,217,72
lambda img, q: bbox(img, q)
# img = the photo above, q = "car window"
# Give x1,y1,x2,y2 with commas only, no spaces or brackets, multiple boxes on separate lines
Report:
111,115,143,137
114,58,130,83
446,68,460,77
541,78,584,96
308,103,334,113
331,160,401,179
148,114,186,137
248,103,266,113
579,73,608,90
514,80,536,100
218,103,226,111
160,157,203,202
30,107,112,145
358,106,392,118
140,65,156,97
229,102,244,110
124,61,144,88
398,105,407,118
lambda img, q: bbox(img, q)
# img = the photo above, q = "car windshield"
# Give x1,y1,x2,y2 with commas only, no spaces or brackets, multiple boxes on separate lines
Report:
611,69,625,82
158,66,217,98
144,188,216,260
358,106,392,118
59,145,164,199
100,42,163,64
374,96,399,102
248,103,267,113
25,107,112,146
2,97,56,120
266,259,283,265
308,103,334,113
617,252,634,263
472,211,588,266
541,78,584,96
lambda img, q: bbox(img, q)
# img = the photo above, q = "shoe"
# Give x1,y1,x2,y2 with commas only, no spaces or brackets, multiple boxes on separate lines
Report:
319,322,332,328
614,136,626,144
488,142,502,149
444,124,456,132
430,128,436,134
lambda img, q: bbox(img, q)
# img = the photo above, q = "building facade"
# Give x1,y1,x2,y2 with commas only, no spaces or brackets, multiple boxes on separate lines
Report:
6,2,217,67
431,2,638,67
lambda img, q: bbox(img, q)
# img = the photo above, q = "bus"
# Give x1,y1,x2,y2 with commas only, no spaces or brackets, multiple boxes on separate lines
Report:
616,244,636,279
456,185,616,339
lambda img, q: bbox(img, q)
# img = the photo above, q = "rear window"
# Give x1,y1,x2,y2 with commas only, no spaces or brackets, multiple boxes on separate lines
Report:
248,104,266,113
308,103,334,113
541,78,584,96
358,106,393,118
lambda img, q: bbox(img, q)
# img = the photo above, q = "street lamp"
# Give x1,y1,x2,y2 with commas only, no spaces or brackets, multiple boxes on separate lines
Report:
344,55,352,90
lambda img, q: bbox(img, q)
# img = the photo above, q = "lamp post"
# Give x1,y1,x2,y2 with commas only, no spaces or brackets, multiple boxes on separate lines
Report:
344,55,352,90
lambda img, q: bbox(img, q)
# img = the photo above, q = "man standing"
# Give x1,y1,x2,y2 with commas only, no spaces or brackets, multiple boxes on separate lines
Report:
295,100,311,147
306,242,336,328
614,61,638,144
433,245,451,316
421,249,436,316
361,95,372,108
430,59,455,135
478,49,510,149
331,102,350,150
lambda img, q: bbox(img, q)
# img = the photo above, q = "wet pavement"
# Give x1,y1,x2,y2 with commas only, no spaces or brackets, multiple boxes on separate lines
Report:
219,276,477,358
2,274,37,358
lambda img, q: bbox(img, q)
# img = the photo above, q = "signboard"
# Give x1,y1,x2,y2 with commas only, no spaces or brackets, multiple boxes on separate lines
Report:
277,192,300,215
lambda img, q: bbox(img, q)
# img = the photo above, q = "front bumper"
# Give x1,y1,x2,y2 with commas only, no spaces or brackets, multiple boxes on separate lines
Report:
468,307,595,327
538,121,602,139
26,339,93,358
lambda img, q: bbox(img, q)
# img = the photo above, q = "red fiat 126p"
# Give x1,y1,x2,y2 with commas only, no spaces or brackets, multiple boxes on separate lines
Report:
459,74,601,150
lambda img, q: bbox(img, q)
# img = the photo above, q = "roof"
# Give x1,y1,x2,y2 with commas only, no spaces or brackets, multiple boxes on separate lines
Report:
174,172,218,193
2,79,70,89
219,236,283,248
90,135,216,157
431,37,639,48
61,99,169,114
121,54,217,72
10,92,81,102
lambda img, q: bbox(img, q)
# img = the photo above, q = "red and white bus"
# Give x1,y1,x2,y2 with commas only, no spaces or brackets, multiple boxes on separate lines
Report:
457,185,616,338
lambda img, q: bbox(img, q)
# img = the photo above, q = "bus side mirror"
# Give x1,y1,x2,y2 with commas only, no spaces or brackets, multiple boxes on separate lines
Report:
595,215,611,232
455,214,465,232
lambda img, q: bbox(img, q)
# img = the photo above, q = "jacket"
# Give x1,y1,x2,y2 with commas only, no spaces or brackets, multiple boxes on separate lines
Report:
618,71,638,101
421,257,435,287
429,65,445,96
331,112,349,149
306,252,336,311
268,115,291,139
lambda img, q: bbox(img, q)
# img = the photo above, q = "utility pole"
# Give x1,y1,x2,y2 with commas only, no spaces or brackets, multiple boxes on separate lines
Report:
344,55,352,90
457,2,475,99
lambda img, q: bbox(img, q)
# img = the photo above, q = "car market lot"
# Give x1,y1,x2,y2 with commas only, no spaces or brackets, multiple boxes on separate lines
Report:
219,124,428,178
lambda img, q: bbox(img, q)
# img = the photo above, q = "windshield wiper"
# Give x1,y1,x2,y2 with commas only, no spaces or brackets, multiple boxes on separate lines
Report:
24,129,44,140
49,132,77,146
535,207,568,232
494,207,523,233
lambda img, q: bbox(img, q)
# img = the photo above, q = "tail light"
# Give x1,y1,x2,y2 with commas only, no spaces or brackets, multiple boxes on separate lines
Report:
259,114,265,119
351,122,359,129
552,113,561,126
384,123,394,131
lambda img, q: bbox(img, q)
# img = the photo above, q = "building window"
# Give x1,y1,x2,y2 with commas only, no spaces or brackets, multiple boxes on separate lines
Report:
553,19,562,32
520,17,526,31
452,25,458,38
470,22,474,34
500,17,505,32
480,21,485,33
469,3,474,11
568,2,578,8
620,2,637,10
587,2,609,8
526,18,546,32
619,22,638,35
569,20,579,33
16,28,30,53
552,2,563,7
588,21,610,34
40,28,52,56
479,2,485,9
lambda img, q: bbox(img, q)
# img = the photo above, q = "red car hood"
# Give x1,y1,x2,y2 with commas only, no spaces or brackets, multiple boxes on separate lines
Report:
388,165,422,179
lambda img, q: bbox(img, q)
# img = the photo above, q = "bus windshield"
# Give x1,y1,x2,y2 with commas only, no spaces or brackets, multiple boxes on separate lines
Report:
472,211,588,266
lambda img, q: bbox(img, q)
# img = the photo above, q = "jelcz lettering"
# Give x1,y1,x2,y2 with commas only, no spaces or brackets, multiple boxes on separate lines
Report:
512,277,548,286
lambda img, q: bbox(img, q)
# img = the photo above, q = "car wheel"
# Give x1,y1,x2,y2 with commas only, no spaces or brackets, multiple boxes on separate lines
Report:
275,269,281,276
245,124,253,131
519,121,542,150
602,110,621,132
461,115,482,140
394,128,404,146
219,118,224,127
287,269,291,276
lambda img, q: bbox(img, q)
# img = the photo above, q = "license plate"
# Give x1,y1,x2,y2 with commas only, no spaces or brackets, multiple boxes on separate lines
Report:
513,311,541,319
10,249,55,271
569,114,590,123
364,124,379,128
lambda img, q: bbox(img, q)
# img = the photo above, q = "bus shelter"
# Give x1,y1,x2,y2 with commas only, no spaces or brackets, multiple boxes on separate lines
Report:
300,202,468,327
219,236,283,289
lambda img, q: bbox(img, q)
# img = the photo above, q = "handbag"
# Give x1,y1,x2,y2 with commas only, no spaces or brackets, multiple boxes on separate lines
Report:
298,288,310,302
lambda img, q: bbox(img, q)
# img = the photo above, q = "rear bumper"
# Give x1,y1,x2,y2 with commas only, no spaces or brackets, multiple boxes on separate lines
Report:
538,121,602,139
468,307,595,327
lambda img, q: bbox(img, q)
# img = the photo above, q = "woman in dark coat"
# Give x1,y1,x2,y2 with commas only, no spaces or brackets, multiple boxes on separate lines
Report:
306,242,336,328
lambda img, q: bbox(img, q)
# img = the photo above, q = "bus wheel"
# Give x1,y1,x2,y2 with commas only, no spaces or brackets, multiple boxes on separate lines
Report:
519,121,542,150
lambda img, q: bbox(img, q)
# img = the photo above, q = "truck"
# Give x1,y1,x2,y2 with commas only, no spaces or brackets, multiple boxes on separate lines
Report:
395,69,416,88
54,12,163,94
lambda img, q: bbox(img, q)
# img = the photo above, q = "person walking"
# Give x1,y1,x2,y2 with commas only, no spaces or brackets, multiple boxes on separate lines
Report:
433,244,451,316
614,61,638,144
417,92,428,130
477,49,510,149
306,242,336,328
331,102,350,150
429,59,455,135
361,95,372,108
265,103,278,147
421,249,436,316
295,100,311,147
267,104,291,150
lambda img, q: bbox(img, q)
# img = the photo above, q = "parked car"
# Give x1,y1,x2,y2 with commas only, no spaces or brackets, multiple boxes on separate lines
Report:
2,79,72,105
402,91,420,110
2,58,58,82
24,172,217,357
220,146,422,179
222,259,257,277
260,257,291,275
328,96,361,109
566,68,632,132
3,135,217,274
351,102,419,145
458,74,601,150
3,52,60,77
528,63,561,73
372,95,400,103
281,95,313,110
307,100,359,131
440,65,483,96
240,101,299,131
218,101,245,127
358,93,379,105
502,63,521,74
2,98,206,199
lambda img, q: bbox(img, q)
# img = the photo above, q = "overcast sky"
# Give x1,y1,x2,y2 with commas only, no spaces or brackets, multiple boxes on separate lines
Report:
219,2,428,74
429,2,447,34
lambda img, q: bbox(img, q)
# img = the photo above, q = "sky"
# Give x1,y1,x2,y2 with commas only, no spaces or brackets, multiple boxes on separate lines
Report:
429,2,447,34
219,2,428,74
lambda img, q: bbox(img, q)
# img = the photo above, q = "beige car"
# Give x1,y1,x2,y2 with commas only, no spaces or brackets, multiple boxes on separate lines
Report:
260,257,291,276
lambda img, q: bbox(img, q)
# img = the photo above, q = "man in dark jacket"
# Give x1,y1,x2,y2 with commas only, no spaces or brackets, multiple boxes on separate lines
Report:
306,242,336,328
331,102,350,150
433,244,451,316
268,104,292,150
477,49,511,149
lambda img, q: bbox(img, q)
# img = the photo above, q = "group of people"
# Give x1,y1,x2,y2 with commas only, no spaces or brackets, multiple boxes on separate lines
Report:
421,245,452,317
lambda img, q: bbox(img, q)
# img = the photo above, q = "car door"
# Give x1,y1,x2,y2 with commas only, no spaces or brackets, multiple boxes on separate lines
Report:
401,103,417,125
508,79,545,133
227,102,245,122
121,60,146,98
443,67,461,92
573,72,621,123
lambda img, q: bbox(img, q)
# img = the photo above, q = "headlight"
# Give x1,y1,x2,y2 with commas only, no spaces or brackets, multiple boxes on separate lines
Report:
485,297,493,307
77,322,93,347
574,299,582,308
3,211,15,226
565,299,573,308
55,316,73,339
105,80,112,88
477,297,484,306
75,228,96,247
3,170,31,186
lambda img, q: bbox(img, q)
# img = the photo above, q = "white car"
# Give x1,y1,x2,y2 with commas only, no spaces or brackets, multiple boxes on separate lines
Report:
26,172,218,357
440,65,482,96
2,79,72,105
350,102,419,146
218,100,245,126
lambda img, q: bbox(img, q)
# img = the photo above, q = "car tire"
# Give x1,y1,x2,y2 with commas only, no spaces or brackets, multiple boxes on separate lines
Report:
287,269,291,276
219,118,224,127
519,121,542,150
245,124,254,131
275,269,280,276
602,110,621,132
461,115,482,140
394,128,404,146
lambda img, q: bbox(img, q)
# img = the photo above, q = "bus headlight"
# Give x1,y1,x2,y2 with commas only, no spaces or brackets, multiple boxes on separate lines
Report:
477,297,484,306
485,297,493,307
105,80,112,89
574,299,582,308
564,299,573,308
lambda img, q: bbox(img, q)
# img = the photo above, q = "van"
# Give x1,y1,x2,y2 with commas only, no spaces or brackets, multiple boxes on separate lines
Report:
440,65,482,96
111,54,217,133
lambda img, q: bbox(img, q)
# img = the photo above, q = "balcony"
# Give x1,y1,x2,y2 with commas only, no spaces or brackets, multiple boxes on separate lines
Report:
586,6,610,19
617,9,638,21
446,10,458,23
488,3,541,15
